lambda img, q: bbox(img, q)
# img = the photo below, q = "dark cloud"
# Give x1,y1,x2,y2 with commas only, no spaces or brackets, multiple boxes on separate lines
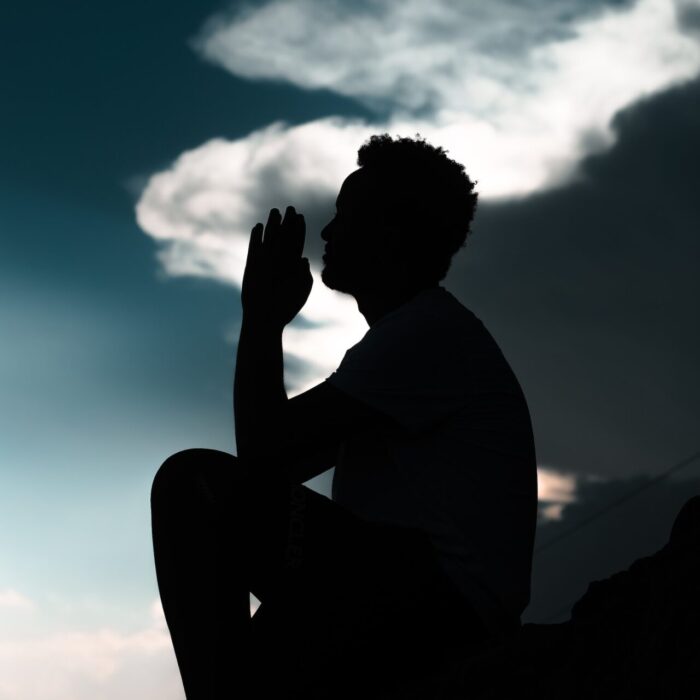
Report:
524,470,700,623
445,75,700,478
677,0,700,36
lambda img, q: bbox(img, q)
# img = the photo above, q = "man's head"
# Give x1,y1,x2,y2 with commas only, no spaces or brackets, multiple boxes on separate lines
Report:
320,133,478,295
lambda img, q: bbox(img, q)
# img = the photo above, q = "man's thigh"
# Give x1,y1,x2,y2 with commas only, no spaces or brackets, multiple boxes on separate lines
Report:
247,508,453,697
242,476,374,602
244,474,437,612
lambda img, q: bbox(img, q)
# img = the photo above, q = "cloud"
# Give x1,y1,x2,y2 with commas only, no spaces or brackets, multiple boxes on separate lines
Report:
0,598,182,700
0,589,35,611
0,593,271,699
537,467,581,521
189,0,700,197
677,0,700,34
135,0,700,395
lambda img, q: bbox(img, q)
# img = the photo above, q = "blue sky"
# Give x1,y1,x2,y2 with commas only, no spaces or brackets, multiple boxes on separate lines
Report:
2,0,700,697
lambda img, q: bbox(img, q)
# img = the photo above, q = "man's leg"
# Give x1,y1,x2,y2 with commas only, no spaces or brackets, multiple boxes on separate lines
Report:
150,448,490,699
149,447,371,699
150,448,259,698
249,516,492,699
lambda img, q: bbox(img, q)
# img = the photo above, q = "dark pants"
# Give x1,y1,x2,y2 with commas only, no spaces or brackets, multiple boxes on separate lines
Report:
150,448,489,699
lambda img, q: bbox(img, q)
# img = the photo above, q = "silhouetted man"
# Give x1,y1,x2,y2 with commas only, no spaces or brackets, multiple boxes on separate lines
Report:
150,133,538,699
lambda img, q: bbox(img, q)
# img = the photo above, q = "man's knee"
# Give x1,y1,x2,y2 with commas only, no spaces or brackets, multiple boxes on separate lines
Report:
150,448,242,506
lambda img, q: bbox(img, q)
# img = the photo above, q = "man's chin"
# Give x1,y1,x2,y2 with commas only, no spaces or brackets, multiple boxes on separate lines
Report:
320,266,353,295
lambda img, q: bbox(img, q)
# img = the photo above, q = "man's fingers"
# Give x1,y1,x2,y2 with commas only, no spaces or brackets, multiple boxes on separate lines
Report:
263,207,282,250
246,222,264,270
248,222,264,259
279,206,305,259
259,205,305,261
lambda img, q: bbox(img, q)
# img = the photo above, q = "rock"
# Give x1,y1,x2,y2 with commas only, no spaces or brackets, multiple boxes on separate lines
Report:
372,495,700,699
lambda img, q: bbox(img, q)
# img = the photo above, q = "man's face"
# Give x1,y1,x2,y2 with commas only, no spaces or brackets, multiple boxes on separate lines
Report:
320,168,393,295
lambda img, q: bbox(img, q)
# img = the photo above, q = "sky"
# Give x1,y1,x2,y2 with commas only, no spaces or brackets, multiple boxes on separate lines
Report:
1,0,699,697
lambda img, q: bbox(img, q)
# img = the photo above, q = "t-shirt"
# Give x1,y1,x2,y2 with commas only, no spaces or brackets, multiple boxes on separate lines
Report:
325,285,538,642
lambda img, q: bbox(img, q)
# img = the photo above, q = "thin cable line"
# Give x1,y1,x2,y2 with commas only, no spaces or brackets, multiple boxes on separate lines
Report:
535,449,700,623
535,450,700,556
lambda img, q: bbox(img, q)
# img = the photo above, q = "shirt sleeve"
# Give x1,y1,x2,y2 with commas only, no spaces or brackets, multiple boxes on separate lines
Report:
325,311,471,432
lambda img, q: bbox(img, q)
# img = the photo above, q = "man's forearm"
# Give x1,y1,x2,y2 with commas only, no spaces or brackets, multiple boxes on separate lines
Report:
234,316,287,461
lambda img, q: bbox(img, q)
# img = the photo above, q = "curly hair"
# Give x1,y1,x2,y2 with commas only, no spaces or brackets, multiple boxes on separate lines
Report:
356,132,478,285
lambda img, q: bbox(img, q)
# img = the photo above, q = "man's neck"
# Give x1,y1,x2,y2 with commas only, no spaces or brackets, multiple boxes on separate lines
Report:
355,282,441,328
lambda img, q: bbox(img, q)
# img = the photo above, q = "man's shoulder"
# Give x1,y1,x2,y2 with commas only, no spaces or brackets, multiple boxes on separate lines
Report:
339,286,492,375
372,286,479,337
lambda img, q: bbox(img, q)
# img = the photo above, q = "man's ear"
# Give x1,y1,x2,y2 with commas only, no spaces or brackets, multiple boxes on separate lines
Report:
380,224,407,257
383,225,420,276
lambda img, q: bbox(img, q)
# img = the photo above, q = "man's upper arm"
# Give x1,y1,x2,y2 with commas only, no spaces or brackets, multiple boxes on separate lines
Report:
247,379,400,484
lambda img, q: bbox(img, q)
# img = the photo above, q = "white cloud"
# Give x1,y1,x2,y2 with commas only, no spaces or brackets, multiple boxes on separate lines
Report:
192,0,700,197
537,466,580,520
0,598,181,700
194,0,629,114
536,466,611,520
135,0,700,386
0,588,35,611
0,595,266,700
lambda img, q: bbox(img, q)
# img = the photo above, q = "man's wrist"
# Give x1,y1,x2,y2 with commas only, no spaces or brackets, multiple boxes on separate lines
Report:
241,313,285,334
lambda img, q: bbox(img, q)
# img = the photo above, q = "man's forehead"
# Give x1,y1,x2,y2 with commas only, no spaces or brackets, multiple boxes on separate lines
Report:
336,168,378,208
